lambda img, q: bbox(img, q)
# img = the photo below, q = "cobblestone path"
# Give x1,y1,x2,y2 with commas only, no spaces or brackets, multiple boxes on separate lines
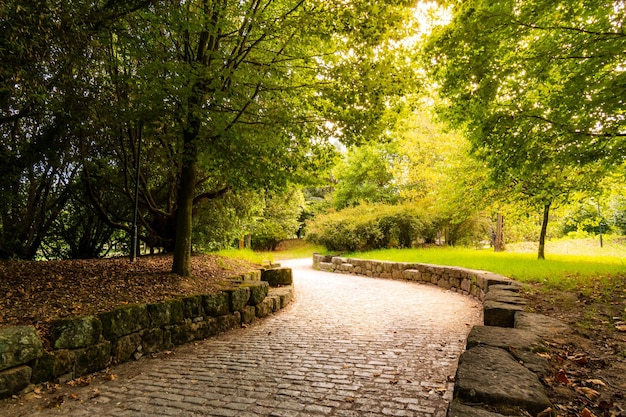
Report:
3,258,482,417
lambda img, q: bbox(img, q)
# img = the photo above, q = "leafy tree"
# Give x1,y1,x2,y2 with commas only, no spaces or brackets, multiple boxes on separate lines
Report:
331,143,400,210
424,0,621,257
250,187,305,251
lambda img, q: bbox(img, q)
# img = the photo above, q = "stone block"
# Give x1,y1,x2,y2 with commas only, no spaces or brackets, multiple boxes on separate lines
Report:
180,295,204,319
170,323,195,346
514,312,571,338
483,299,524,327
245,281,269,306
318,262,333,271
30,350,72,384
99,304,149,339
449,277,460,289
261,268,293,287
455,346,551,416
0,365,32,399
241,306,256,325
256,298,273,318
403,269,421,281
460,278,471,293
111,333,142,364
226,286,250,311
489,284,521,292
268,295,281,312
391,270,403,279
73,341,112,377
141,328,164,354
203,292,230,316
217,313,241,333
148,299,184,327
466,326,546,352
0,326,44,371
271,287,293,309
49,316,102,349
485,290,527,306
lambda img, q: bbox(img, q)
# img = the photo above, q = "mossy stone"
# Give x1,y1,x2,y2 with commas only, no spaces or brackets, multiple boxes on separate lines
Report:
180,295,204,319
111,333,141,364
99,304,149,339
0,326,44,371
245,281,269,306
226,286,250,311
147,299,184,328
202,292,230,316
49,316,102,349
261,268,293,287
0,365,31,398
73,341,111,377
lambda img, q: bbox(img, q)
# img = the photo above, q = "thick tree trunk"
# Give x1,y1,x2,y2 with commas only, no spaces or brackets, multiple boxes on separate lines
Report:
538,202,551,260
171,137,198,276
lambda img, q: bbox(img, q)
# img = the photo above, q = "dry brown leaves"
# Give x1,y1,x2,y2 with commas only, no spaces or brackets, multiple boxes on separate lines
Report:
0,254,254,336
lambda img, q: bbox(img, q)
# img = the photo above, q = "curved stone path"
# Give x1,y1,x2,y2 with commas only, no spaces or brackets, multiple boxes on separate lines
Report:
3,258,482,417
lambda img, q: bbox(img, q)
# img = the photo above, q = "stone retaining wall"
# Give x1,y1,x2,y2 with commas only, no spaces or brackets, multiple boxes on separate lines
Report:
314,254,559,417
0,268,294,399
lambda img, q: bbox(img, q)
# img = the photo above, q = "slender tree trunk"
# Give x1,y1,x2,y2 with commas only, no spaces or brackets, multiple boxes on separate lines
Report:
494,213,504,252
538,202,551,260
171,135,198,276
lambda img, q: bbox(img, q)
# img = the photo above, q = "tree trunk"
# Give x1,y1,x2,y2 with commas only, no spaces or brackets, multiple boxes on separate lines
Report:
538,202,551,260
171,137,198,276
494,213,504,252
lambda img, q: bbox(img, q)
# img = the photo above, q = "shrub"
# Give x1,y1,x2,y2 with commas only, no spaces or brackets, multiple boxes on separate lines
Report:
305,203,434,252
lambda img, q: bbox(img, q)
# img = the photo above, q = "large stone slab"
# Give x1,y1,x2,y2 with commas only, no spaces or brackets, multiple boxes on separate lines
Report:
447,400,507,417
515,312,571,338
455,346,551,416
261,268,293,287
99,304,149,339
0,326,44,371
49,316,102,349
484,290,527,305
467,326,546,352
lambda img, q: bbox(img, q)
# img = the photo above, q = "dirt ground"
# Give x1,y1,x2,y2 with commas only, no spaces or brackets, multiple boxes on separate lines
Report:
0,253,625,416
523,283,626,417
0,254,254,347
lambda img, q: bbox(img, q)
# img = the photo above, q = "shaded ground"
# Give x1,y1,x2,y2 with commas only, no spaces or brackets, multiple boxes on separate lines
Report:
524,282,626,417
0,254,254,347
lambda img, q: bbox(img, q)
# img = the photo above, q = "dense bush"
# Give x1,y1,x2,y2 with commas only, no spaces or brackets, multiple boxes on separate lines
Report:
305,203,435,252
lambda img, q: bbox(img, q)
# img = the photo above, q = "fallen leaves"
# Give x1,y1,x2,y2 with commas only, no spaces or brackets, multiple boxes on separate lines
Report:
0,254,254,333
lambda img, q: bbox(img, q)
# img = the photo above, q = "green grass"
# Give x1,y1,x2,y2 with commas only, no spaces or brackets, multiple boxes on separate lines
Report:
213,248,274,266
213,240,326,264
345,246,626,291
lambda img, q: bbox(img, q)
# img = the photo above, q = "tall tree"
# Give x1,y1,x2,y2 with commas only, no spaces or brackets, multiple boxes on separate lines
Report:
424,0,623,257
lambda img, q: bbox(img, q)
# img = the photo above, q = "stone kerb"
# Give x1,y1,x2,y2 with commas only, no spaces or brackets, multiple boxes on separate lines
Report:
0,268,294,399
313,253,559,417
